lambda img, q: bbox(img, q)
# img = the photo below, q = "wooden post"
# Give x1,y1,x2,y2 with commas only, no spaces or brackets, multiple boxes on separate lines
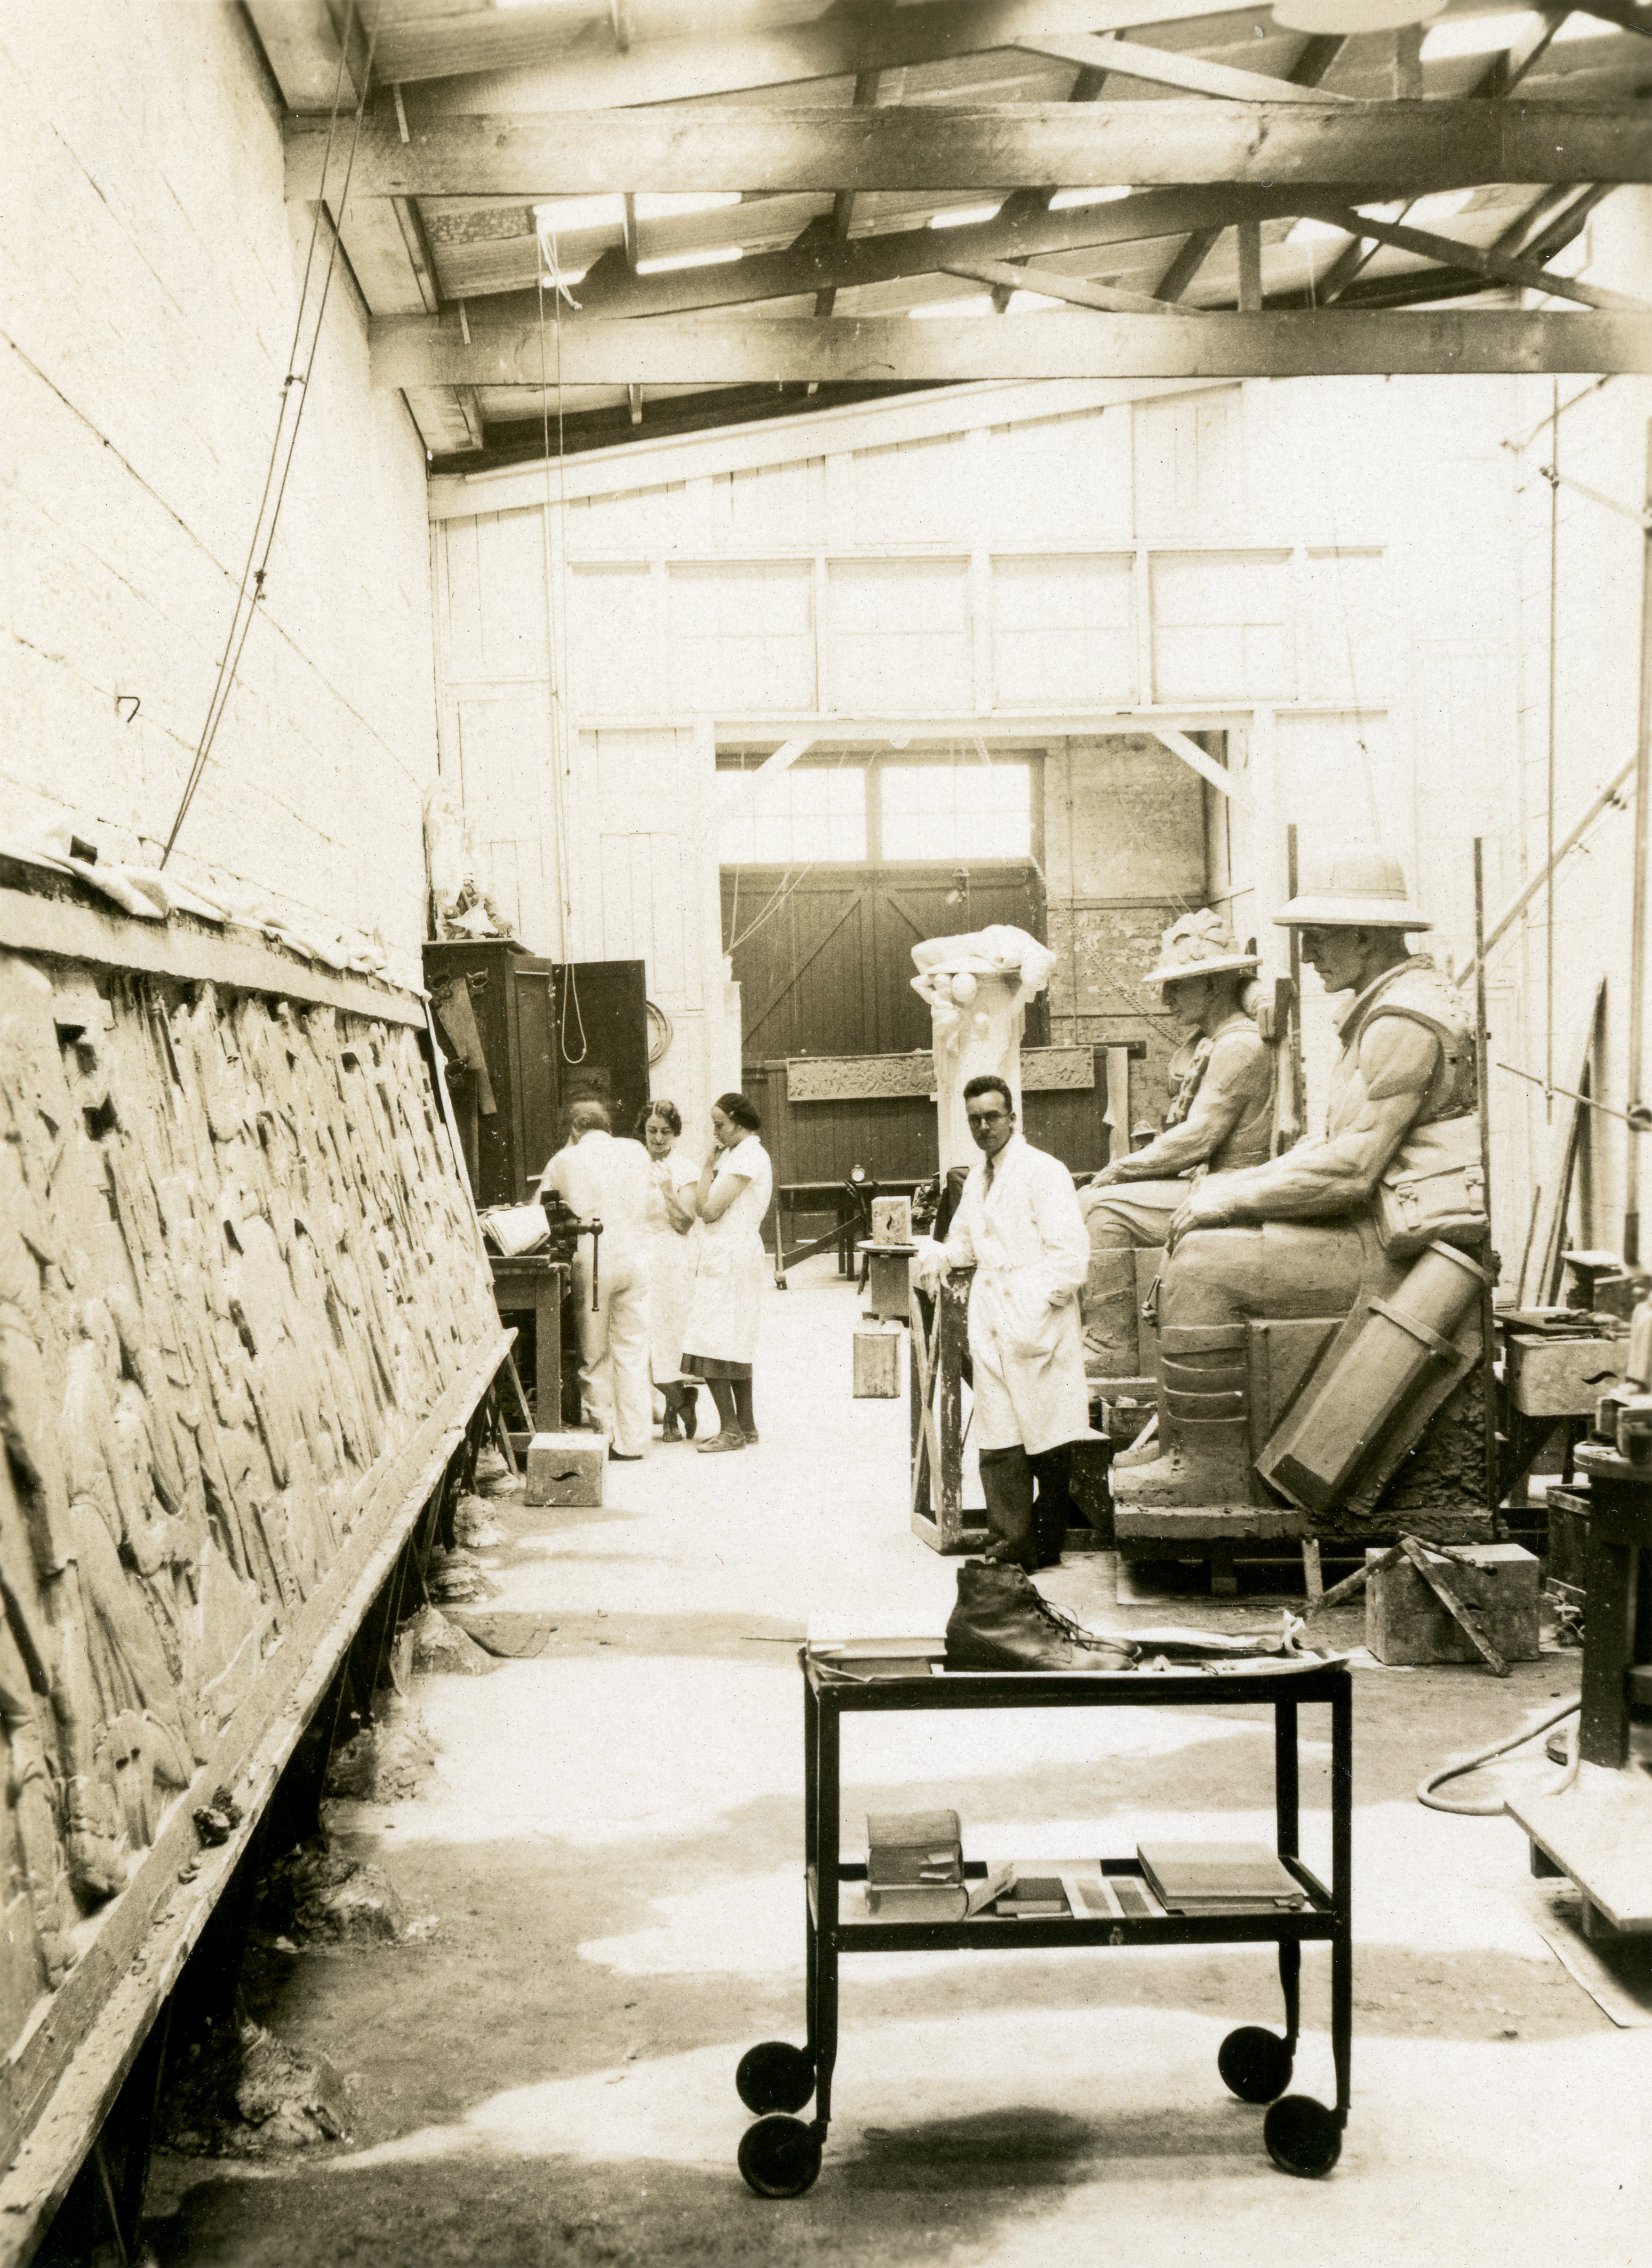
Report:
1236,219,1263,312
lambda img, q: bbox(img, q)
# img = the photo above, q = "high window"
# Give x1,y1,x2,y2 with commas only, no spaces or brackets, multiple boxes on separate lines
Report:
718,750,1038,866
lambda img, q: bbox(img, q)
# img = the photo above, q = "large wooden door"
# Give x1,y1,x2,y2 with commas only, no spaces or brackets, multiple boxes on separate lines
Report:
724,862,1046,1061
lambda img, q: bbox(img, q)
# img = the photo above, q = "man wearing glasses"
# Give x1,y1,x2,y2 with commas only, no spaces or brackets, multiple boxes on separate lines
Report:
932,1073,1093,1570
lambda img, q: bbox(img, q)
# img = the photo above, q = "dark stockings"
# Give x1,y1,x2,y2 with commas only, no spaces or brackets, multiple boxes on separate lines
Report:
732,1378,755,1436
705,1378,739,1438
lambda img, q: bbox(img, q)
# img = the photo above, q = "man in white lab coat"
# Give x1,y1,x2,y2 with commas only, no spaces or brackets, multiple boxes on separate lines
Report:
933,1075,1094,1570
538,1101,652,1460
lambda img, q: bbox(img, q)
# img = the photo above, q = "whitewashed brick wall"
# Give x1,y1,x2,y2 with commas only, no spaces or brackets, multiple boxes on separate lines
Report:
0,3,437,980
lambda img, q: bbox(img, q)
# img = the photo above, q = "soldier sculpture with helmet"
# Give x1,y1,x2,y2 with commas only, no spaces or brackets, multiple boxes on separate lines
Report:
1111,840,1485,1517
1080,907,1276,1379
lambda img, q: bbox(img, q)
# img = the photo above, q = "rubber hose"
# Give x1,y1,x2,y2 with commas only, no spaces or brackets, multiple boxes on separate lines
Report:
1417,1699,1581,1816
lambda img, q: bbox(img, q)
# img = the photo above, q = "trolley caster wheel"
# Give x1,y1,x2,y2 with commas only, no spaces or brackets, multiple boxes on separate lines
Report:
1263,2095,1343,2178
1218,2026,1294,2104
738,2115,823,2198
736,2040,815,2115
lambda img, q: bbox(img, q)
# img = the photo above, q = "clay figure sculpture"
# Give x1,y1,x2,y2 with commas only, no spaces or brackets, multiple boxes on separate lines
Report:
911,926,1057,1178
1112,843,1483,1517
1080,911,1275,1379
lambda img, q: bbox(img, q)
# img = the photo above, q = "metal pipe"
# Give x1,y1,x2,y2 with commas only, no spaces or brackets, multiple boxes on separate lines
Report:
1460,754,1635,986
1473,840,1499,1520
1626,418,1652,1264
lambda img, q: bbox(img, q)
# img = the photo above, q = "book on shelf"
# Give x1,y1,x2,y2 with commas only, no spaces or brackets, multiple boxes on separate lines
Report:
863,1863,1015,1922
1136,1842,1307,1913
866,1809,963,1887
991,1874,1071,1918
1062,1872,1166,1922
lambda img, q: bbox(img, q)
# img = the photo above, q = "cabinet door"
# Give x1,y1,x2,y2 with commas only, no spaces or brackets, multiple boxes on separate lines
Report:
510,961,560,1195
550,961,650,1145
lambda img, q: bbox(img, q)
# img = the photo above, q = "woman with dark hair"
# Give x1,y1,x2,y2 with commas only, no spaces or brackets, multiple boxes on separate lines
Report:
637,1100,701,1440
680,1092,772,1453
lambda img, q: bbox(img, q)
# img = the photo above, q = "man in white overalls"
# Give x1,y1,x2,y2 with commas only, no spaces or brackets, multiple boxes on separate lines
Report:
935,1074,1094,1570
538,1101,652,1460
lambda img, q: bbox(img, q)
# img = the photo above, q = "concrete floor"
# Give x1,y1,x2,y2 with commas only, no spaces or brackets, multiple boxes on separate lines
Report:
148,1257,1652,2268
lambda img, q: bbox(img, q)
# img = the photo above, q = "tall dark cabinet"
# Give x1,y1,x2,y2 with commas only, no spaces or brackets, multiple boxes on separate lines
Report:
423,941,650,1204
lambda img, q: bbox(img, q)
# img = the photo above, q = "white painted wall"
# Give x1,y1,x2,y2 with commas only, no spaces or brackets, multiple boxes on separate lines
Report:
0,4,438,980
1502,190,1652,1267
434,371,1648,1248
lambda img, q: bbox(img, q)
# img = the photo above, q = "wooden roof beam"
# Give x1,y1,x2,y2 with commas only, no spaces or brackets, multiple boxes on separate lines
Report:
1290,198,1650,310
476,183,1352,322
374,0,1247,98
1151,31,1347,307
1011,31,1356,105
945,255,1205,315
286,101,1652,201
370,308,1652,387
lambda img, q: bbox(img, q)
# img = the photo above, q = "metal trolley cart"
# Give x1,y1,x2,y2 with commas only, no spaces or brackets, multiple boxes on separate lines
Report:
735,1650,1353,2196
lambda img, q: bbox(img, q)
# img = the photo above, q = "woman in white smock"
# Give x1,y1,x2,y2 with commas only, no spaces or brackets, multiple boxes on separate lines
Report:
638,1101,701,1440
680,1092,773,1454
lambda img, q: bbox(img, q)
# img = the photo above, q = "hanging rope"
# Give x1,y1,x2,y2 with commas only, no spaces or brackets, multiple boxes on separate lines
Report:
159,1,383,867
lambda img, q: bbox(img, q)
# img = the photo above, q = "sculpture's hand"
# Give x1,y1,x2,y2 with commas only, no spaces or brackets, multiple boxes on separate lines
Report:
1091,1160,1125,1188
1165,1200,1198,1255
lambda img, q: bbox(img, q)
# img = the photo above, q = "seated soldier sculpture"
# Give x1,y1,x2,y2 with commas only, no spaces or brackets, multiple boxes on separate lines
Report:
1080,910,1275,1378
1112,841,1483,1515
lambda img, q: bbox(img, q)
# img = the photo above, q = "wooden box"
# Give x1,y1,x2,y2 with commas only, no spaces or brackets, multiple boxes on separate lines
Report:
871,1196,912,1243
1366,1543,1541,1665
1505,1330,1627,1418
524,1432,606,1507
854,1324,901,1397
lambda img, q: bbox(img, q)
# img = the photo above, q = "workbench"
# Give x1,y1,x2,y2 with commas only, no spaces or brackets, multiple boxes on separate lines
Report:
1506,1441,1652,1936
486,1253,571,1431
733,1649,1354,2195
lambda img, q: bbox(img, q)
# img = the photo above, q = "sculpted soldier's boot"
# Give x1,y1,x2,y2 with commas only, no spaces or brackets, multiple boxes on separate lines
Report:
1107,1324,1266,1512
1081,1245,1142,1379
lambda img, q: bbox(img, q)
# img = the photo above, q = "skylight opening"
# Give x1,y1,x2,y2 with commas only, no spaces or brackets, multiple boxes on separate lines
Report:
633,192,743,220
634,245,745,275
928,203,1004,230
1005,290,1068,313
908,294,992,318
1048,187,1132,210
1288,217,1349,245
533,195,624,237
1419,6,1619,59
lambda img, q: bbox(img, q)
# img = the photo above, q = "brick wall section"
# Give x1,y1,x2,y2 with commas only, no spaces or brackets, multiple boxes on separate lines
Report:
0,5,437,980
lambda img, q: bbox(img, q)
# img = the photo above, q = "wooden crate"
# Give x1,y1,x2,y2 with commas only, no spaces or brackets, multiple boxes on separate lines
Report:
1366,1543,1540,1665
854,1324,902,1397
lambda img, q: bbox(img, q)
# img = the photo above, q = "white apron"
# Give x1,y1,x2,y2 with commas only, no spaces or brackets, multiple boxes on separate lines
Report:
942,1133,1092,1456
683,1135,772,1366
644,1149,700,1383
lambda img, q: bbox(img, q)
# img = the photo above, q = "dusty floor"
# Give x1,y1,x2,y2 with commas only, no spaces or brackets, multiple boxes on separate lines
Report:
146,1258,1652,2268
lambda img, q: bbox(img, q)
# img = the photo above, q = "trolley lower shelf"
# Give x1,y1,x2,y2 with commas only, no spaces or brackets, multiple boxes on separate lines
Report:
735,1649,1354,2195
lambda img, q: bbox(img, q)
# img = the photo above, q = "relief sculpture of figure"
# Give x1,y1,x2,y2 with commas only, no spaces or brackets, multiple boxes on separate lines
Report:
1112,843,1483,1515
1079,911,1275,1378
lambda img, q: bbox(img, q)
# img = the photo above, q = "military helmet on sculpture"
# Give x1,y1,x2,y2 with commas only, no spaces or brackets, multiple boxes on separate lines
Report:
1273,840,1432,931
1144,906,1262,989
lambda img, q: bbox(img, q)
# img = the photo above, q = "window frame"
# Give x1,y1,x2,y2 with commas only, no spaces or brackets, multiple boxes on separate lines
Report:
716,746,1044,871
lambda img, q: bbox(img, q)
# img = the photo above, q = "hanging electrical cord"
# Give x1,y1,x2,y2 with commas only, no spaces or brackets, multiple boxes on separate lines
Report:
159,0,382,868
1417,1700,1580,1816
534,215,578,952
558,959,588,1065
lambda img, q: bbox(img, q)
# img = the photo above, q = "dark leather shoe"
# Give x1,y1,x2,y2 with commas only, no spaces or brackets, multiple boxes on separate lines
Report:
944,1562,1137,1673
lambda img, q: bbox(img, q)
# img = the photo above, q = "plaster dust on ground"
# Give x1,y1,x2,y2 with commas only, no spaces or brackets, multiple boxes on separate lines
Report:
145,1257,1651,2268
